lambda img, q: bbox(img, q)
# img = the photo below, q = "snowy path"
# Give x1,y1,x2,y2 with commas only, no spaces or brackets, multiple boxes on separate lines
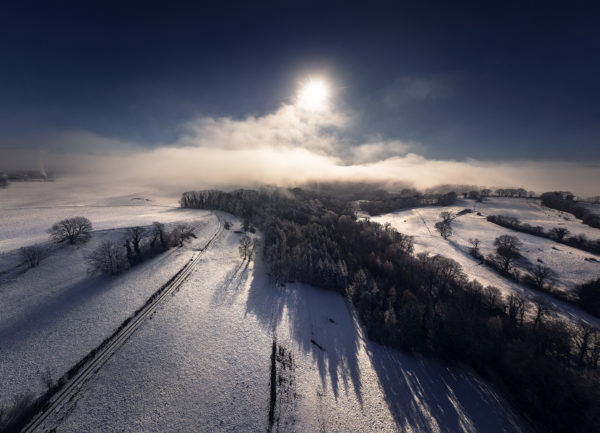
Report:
48,223,528,433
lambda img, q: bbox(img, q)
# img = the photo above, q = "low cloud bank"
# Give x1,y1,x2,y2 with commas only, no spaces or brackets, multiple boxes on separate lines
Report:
1,104,598,196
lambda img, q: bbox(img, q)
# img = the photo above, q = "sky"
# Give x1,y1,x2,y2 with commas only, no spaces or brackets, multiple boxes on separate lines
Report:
1,1,599,194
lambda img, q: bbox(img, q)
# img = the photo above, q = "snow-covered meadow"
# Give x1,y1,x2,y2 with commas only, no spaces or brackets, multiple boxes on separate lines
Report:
0,180,217,407
46,224,527,433
1,181,531,432
371,197,600,326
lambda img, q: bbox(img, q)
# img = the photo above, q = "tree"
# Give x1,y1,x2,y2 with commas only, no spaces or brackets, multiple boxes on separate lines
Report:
528,264,557,291
86,240,129,274
19,245,44,268
435,211,456,240
171,224,196,246
434,221,452,240
239,235,253,259
532,296,555,326
440,211,456,223
507,293,528,326
49,216,92,244
574,321,599,369
550,227,570,241
493,234,522,272
151,222,168,249
125,226,147,257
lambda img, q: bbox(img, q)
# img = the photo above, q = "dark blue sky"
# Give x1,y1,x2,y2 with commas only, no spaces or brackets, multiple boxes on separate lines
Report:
1,1,599,161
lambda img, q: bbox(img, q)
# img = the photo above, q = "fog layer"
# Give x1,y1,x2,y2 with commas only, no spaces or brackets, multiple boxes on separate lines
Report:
1,104,598,196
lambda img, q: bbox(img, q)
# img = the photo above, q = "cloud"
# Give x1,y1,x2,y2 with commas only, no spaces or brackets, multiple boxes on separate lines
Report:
1,101,598,197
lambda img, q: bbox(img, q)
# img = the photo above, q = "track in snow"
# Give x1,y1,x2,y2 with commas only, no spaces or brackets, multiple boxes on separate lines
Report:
21,217,222,433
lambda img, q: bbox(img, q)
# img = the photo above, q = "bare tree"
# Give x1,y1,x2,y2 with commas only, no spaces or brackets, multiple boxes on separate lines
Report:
532,296,556,326
507,293,528,326
440,211,456,223
484,286,502,313
434,221,452,239
19,245,44,268
574,321,599,369
49,216,92,244
87,240,129,274
151,222,168,249
125,226,147,257
249,238,260,261
493,234,523,272
528,264,557,291
170,224,196,247
239,235,252,259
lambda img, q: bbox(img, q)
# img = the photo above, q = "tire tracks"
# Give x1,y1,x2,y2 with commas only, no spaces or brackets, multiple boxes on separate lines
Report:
20,216,222,433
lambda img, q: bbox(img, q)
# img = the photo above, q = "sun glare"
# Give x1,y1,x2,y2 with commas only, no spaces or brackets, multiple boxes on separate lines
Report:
297,78,330,111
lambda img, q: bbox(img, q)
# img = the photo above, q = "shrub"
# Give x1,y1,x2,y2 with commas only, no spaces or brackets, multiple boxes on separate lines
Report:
86,240,129,274
19,245,44,268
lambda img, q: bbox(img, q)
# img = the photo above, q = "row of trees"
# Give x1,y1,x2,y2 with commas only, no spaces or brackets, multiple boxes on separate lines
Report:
181,187,600,433
19,216,196,275
541,191,600,229
486,214,600,254
87,222,196,275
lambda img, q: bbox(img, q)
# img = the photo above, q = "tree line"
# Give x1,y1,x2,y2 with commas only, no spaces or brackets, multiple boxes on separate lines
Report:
181,187,600,433
17,216,196,275
486,214,600,254
541,191,600,229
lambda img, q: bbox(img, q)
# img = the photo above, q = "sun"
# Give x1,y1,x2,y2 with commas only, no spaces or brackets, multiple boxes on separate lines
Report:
297,77,330,111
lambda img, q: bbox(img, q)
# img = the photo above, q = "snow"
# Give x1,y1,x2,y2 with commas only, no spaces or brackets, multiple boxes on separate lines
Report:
471,197,600,241
371,199,600,327
0,180,217,407
1,184,535,431
46,223,528,433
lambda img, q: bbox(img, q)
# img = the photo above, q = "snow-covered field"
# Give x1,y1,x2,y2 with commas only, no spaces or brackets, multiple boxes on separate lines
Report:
471,197,600,240
0,180,217,407
1,182,530,432
45,224,527,433
371,198,600,326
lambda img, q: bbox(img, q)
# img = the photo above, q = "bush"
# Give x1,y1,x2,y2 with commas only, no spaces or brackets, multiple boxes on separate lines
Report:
86,240,129,274
19,245,44,268
49,217,92,245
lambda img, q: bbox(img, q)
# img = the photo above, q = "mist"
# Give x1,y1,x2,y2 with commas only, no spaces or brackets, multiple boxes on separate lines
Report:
1,103,598,197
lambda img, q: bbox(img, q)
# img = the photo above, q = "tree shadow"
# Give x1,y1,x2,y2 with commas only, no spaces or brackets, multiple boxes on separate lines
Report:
245,255,363,406
245,255,528,432
211,258,251,306
366,344,527,433
0,273,111,350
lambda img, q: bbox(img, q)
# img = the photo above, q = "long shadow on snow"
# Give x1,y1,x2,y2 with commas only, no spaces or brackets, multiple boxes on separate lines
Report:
0,274,111,349
245,253,528,432
245,254,363,405
0,247,186,350
366,343,527,433
211,258,251,306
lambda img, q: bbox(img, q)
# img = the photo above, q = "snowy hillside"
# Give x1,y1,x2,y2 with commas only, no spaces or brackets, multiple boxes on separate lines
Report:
371,198,600,326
